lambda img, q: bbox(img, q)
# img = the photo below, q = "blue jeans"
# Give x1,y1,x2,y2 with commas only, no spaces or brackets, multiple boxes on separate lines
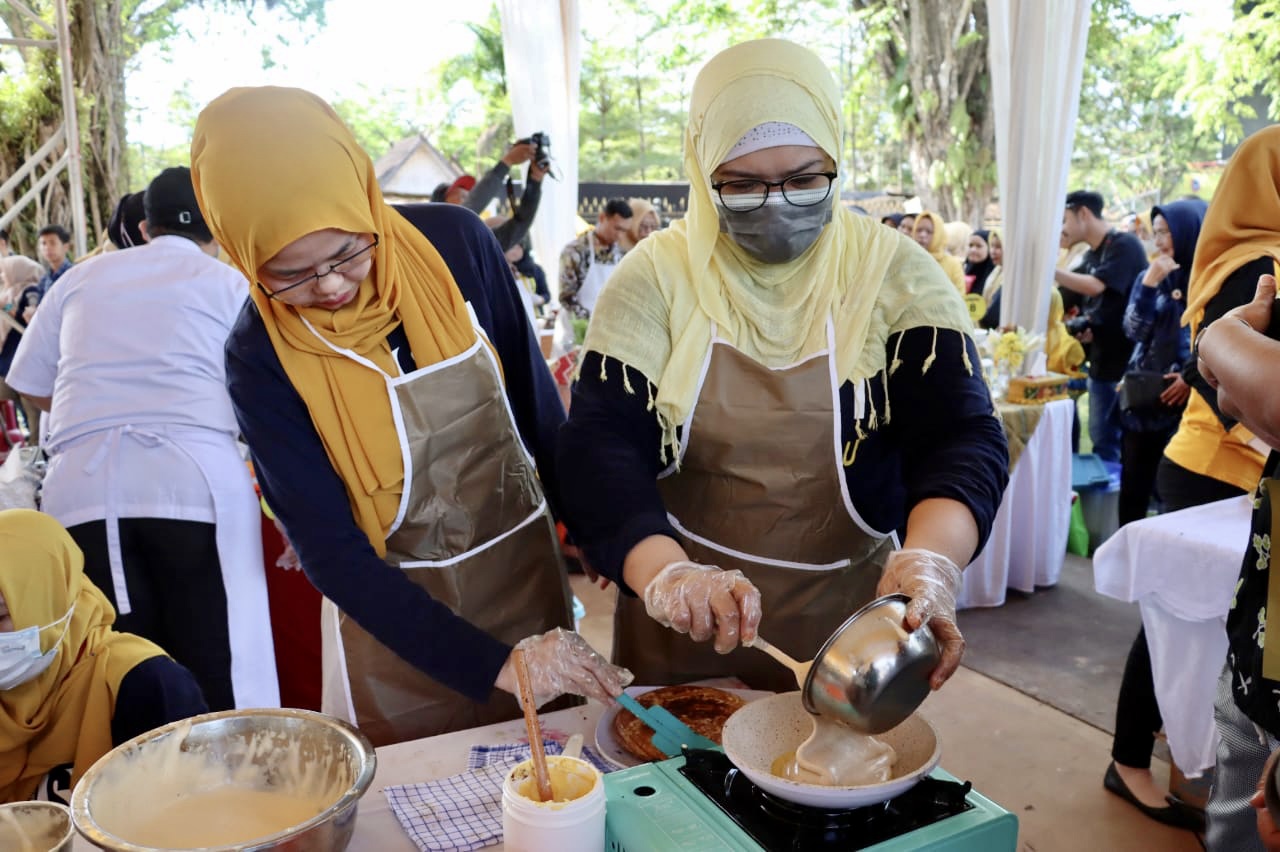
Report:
1088,377,1123,463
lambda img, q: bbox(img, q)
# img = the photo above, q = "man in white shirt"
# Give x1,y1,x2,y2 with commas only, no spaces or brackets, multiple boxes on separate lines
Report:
7,167,279,711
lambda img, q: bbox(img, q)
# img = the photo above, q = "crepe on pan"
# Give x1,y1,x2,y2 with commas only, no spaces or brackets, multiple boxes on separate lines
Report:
612,685,748,762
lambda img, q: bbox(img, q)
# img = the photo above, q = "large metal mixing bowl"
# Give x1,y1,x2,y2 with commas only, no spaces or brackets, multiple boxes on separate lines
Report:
802,593,941,734
0,801,74,851
71,708,376,852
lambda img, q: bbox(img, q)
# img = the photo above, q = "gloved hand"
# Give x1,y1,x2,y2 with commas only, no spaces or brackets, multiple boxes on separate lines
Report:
875,548,963,689
643,560,762,654
495,628,633,709
272,518,302,571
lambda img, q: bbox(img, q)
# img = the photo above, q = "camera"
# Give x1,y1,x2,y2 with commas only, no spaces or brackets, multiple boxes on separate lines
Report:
519,132,552,170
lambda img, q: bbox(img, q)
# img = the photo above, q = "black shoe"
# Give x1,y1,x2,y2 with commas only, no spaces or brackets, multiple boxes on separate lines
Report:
1164,793,1207,833
1103,762,1204,832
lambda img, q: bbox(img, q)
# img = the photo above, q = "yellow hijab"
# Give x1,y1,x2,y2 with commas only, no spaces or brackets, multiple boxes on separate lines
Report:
191,87,476,555
582,39,970,448
1045,288,1085,377
1182,124,1280,331
913,211,965,293
0,510,162,803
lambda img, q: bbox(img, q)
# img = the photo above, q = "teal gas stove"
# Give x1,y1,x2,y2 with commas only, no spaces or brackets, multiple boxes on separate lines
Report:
603,749,1017,851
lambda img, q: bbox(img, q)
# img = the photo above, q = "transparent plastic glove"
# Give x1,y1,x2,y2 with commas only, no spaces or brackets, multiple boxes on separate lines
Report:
0,467,40,512
496,627,634,709
875,548,963,689
643,560,763,654
271,518,302,571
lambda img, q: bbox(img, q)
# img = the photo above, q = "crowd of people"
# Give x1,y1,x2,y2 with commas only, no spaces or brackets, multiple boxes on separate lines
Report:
0,33,1278,852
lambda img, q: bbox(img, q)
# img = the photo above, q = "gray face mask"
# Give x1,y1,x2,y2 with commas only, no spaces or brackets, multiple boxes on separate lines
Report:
716,201,832,264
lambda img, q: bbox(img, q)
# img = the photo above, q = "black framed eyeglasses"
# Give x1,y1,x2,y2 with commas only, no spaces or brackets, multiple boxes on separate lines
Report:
711,171,838,213
257,236,379,301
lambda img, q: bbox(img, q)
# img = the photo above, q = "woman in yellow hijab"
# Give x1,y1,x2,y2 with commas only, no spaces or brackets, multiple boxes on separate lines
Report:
912,211,966,293
190,86,629,747
556,39,1008,692
0,509,205,803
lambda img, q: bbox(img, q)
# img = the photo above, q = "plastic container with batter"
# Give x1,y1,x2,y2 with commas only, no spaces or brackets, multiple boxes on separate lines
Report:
501,754,605,852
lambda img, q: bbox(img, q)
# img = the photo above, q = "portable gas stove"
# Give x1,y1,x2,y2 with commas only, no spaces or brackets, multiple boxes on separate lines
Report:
603,749,1017,851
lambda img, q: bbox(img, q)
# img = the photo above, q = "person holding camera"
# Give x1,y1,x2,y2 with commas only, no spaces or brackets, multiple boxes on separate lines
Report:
440,140,549,254
1054,190,1149,463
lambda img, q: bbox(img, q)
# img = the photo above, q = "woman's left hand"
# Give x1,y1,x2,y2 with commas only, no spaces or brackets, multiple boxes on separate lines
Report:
1160,374,1190,407
876,548,964,689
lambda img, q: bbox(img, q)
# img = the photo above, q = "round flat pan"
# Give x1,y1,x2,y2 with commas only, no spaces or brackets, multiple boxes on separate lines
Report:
721,691,941,809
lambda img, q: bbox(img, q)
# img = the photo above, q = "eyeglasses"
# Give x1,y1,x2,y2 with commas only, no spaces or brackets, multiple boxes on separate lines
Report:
710,171,838,213
257,236,379,301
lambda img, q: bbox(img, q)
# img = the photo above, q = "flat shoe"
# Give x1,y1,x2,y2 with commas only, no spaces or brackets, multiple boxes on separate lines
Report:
1103,762,1203,832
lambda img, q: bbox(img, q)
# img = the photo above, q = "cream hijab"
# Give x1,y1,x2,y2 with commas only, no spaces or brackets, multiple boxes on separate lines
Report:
583,39,970,446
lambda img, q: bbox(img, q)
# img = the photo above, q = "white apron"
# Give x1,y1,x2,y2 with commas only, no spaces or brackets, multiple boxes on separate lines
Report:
576,233,619,315
51,423,280,708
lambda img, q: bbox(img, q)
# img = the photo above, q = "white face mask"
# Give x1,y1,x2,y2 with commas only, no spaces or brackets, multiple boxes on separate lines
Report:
0,603,75,690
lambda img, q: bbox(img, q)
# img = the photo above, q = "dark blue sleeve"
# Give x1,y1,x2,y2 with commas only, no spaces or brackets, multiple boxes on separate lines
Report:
111,655,209,745
1123,273,1159,344
556,352,677,594
856,328,1009,556
395,204,567,518
226,301,513,702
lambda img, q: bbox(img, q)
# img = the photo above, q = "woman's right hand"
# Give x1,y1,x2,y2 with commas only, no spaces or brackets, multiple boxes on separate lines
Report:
643,560,762,654
1141,255,1179,288
494,628,633,709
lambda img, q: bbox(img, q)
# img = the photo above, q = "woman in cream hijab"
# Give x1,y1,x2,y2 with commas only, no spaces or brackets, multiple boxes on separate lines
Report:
191,86,630,746
557,39,1008,692
618,198,660,253
0,510,205,803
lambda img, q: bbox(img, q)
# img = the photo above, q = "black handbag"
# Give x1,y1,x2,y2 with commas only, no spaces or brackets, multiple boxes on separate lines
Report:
1117,369,1169,413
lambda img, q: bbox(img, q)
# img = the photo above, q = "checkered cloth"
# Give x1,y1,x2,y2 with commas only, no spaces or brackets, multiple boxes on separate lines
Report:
385,740,611,851
468,740,613,774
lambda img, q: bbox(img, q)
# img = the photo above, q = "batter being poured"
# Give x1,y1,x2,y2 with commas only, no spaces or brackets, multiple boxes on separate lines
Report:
771,715,897,786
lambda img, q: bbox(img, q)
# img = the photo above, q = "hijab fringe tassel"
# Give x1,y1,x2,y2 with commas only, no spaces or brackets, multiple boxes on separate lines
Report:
890,332,905,376
960,330,974,375
844,438,861,466
622,364,635,395
921,327,939,375
881,368,892,426
599,353,609,383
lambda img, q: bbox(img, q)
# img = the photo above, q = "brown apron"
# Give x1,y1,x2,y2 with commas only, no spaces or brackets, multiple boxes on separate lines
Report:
615,323,895,692
317,319,572,746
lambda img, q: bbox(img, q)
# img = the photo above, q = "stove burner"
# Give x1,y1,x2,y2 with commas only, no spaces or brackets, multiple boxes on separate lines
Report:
679,749,974,851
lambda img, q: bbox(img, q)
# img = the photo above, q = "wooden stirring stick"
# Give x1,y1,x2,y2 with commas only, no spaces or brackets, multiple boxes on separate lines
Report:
512,649,554,802
746,635,813,688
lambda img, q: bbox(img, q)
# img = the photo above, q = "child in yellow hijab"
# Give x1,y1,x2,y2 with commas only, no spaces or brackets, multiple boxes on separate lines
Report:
0,510,205,803
912,211,966,293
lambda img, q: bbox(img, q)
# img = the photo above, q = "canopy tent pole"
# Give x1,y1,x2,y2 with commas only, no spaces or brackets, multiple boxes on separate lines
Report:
987,0,1092,343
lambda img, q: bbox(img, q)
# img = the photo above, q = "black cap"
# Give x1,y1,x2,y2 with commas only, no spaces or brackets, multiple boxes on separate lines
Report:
144,167,208,234
107,191,146,249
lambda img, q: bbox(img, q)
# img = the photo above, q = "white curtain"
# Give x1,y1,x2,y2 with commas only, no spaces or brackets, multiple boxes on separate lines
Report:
497,0,580,301
987,0,1092,341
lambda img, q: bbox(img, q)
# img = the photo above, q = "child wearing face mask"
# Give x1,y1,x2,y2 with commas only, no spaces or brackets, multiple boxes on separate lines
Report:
0,509,206,804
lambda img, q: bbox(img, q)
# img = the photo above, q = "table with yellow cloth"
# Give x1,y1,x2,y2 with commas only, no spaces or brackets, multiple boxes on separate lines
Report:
957,398,1074,609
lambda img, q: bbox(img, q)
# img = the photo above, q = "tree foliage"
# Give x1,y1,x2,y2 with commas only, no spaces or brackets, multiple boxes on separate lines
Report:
1068,0,1219,214
0,0,325,254
1174,0,1280,144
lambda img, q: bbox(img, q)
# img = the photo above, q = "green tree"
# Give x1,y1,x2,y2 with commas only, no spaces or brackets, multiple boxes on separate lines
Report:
850,0,996,225
1068,0,1218,213
431,5,511,173
0,0,325,251
1175,0,1280,144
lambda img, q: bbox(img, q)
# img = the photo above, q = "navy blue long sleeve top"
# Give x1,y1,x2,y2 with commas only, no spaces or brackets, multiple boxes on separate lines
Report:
225,203,565,702
557,328,1009,594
